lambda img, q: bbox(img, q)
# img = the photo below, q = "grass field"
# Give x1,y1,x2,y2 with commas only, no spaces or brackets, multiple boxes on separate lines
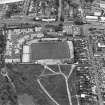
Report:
1,63,79,105
30,41,71,61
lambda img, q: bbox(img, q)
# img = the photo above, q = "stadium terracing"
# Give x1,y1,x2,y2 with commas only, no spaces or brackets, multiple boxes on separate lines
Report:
22,40,74,64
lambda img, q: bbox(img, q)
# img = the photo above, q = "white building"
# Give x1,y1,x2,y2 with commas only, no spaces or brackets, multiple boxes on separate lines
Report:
0,0,24,4
22,45,30,63
98,42,105,47
86,16,98,22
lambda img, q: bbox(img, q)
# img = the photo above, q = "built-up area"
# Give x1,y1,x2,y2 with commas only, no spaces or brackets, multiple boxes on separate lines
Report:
0,0,105,105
